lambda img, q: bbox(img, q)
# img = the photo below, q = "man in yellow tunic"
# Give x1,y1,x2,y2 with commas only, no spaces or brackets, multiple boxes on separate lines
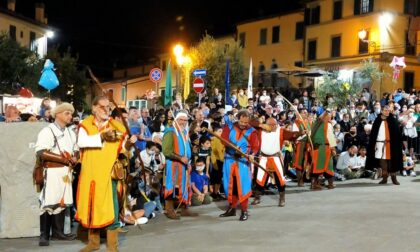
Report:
76,96,127,252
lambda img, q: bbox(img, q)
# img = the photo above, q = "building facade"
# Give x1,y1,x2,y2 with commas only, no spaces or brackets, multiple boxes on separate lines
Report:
236,11,305,89
0,0,53,58
303,0,420,94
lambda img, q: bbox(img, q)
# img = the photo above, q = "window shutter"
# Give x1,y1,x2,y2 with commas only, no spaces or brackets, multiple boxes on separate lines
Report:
354,0,361,15
368,0,374,12
304,8,311,25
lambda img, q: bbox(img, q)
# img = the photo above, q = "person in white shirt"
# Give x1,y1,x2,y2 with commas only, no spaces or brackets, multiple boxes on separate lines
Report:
336,145,366,179
402,153,416,177
259,90,271,104
138,141,165,173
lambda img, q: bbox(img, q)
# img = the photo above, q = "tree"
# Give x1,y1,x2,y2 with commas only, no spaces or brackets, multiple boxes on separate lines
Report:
38,48,90,109
0,33,40,94
0,33,90,109
187,34,245,101
315,57,386,109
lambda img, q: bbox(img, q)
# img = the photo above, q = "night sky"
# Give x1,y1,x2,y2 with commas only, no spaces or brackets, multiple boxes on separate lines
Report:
3,0,302,78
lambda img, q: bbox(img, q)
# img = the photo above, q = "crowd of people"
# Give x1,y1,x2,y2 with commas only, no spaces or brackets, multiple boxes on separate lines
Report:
2,85,419,251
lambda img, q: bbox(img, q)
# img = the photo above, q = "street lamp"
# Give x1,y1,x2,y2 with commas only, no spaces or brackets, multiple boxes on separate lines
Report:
358,29,377,52
173,44,185,95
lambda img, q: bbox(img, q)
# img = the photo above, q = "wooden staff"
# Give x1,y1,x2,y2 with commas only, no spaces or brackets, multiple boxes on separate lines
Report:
168,109,191,213
203,128,272,175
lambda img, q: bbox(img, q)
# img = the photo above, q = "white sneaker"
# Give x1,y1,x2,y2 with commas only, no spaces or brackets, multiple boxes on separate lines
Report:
135,217,148,225
410,171,417,177
402,170,407,177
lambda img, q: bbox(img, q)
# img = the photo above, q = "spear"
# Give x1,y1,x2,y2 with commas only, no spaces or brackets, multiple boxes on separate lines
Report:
203,128,272,176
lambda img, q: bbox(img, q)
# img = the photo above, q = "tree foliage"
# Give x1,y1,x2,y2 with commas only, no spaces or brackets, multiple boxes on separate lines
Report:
187,34,244,101
0,34,89,109
316,58,385,108
0,33,40,94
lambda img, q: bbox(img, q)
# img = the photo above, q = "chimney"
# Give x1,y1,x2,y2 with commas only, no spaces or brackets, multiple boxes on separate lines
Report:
7,0,16,12
35,3,45,23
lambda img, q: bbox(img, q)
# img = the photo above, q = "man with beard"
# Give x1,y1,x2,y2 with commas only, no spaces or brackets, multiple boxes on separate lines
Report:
162,110,195,219
366,105,403,185
77,96,128,252
219,110,259,221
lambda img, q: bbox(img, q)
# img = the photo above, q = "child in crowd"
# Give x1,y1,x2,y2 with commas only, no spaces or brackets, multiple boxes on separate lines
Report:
191,157,213,206
210,125,225,200
403,153,416,177
196,135,212,178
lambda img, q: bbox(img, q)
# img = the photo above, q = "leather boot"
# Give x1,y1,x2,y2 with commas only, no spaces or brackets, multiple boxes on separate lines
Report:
239,211,248,221
106,229,119,252
296,170,304,187
219,207,236,217
79,229,100,252
164,200,180,220
251,190,261,205
390,173,400,185
51,211,76,240
378,170,388,184
39,213,51,246
376,168,382,179
326,177,336,189
310,177,322,190
279,192,286,207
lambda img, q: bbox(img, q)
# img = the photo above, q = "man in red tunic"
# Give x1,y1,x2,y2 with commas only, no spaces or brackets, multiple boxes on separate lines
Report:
252,117,302,207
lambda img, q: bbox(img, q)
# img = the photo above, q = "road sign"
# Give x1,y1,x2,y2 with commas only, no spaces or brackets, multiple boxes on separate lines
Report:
149,68,163,83
193,69,206,77
193,77,205,93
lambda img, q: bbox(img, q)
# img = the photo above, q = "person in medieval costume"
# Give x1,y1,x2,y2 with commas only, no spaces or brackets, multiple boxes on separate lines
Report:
76,96,129,252
310,110,337,190
366,105,403,185
162,110,196,219
291,108,311,186
35,103,78,246
251,117,303,207
219,110,259,221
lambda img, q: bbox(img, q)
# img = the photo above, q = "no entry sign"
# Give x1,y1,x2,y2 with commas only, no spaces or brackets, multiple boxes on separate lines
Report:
193,77,205,93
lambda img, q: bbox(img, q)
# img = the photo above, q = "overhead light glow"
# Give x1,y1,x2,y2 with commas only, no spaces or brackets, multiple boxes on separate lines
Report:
46,30,54,38
379,12,393,28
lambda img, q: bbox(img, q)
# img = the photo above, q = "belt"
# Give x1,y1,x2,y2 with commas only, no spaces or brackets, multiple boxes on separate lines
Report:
261,153,279,157
376,140,390,143
44,161,67,168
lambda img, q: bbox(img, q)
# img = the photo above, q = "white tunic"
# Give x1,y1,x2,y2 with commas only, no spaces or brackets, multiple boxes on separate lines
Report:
260,127,281,156
35,123,78,215
375,121,388,159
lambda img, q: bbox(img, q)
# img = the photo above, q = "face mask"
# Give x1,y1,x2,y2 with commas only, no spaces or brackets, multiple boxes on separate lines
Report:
288,114,294,119
375,108,381,114
196,165,205,172
218,95,222,99
203,110,209,117
147,150,155,155
350,131,356,135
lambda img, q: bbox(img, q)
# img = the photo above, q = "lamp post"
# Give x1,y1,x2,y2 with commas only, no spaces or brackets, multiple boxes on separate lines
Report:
173,44,184,96
358,29,377,53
